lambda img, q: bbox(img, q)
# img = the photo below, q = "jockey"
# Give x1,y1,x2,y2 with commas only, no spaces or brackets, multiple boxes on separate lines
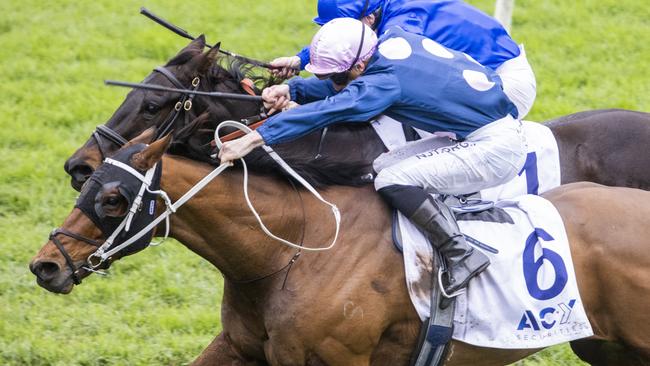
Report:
219,18,528,296
271,0,536,118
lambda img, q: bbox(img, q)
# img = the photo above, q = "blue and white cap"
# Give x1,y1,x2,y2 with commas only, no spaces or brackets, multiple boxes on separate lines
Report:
313,0,383,25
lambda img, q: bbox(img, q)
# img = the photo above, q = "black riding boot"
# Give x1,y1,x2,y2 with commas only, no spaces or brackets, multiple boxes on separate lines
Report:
410,196,490,296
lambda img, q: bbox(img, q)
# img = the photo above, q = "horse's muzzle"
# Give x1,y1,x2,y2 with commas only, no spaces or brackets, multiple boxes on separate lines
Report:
30,259,75,294
64,157,94,192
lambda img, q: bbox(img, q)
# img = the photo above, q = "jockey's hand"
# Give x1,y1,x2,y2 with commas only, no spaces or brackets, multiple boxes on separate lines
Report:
262,84,291,114
270,56,301,79
218,131,265,164
284,101,300,111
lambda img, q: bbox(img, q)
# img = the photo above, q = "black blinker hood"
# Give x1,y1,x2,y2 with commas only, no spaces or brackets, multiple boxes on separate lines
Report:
75,143,162,258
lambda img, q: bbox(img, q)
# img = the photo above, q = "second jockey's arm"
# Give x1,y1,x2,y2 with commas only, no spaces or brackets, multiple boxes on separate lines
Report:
219,72,400,163
262,85,291,114
262,77,338,114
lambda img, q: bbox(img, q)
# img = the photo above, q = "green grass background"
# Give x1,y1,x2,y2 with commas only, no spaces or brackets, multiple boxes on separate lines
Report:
1,0,648,365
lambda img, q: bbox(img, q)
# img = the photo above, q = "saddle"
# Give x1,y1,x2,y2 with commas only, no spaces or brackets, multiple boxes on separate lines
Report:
393,197,495,366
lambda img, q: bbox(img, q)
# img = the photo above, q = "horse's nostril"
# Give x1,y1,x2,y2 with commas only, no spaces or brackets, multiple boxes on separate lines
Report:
31,261,61,282
74,164,93,180
65,158,94,191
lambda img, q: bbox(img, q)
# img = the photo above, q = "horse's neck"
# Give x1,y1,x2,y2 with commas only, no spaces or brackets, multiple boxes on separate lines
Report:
160,155,303,281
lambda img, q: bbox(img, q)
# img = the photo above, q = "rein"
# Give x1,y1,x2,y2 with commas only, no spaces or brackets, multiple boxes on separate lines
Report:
225,163,306,286
104,80,263,102
213,121,341,251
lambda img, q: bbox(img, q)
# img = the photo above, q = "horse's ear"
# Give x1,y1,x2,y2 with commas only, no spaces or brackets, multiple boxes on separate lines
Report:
124,127,156,148
131,134,172,171
165,35,206,66
198,41,221,75
186,34,206,52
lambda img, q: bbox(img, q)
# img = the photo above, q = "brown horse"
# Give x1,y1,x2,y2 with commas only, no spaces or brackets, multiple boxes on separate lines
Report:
31,132,650,365
62,36,650,192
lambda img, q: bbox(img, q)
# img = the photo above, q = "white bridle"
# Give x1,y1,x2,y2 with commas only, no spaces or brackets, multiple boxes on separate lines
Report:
87,120,341,269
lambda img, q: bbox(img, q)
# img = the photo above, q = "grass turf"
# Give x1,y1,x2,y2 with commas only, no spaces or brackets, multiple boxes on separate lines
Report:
1,0,648,364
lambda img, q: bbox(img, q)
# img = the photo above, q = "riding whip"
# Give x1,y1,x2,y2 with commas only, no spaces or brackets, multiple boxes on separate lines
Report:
139,7,297,72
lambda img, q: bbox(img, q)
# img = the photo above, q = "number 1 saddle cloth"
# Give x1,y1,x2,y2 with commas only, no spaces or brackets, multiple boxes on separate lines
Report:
372,117,561,200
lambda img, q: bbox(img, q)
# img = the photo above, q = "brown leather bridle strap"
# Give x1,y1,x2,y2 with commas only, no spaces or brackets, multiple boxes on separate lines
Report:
240,78,257,96
152,66,200,140
49,228,102,285
234,79,269,127
222,119,267,142
51,228,103,247
210,119,267,147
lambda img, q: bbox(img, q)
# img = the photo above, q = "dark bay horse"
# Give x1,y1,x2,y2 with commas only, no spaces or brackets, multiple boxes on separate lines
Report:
63,37,650,191
32,133,650,365
63,35,275,190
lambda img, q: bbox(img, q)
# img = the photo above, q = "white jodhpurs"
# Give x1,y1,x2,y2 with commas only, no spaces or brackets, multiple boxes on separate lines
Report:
496,45,537,119
374,115,528,195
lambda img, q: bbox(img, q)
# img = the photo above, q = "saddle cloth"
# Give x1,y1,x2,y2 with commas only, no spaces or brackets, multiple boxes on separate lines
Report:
396,194,594,349
371,115,561,199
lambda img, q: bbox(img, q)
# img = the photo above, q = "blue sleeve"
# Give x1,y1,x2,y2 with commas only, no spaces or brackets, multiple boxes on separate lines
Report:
257,72,401,145
296,46,311,71
288,76,338,104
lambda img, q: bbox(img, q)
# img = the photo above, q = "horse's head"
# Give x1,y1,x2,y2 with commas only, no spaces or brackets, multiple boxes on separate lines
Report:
64,35,265,191
32,130,171,293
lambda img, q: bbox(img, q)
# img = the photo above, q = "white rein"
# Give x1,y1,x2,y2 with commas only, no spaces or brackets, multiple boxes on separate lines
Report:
88,121,341,268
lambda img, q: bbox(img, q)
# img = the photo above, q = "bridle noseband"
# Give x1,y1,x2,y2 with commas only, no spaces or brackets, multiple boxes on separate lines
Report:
49,228,104,285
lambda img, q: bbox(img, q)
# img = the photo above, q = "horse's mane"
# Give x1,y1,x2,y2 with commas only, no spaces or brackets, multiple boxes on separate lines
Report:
168,114,386,188
215,56,279,91
164,43,278,93
242,123,383,188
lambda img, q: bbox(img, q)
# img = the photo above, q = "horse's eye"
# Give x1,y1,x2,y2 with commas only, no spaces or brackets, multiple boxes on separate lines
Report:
144,102,160,114
105,196,120,207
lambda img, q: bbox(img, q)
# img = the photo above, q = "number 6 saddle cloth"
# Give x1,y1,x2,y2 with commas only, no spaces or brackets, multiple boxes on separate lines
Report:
396,194,594,349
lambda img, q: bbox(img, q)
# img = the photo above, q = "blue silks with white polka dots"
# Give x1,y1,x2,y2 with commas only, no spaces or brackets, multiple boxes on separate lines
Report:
296,0,520,71
257,27,518,146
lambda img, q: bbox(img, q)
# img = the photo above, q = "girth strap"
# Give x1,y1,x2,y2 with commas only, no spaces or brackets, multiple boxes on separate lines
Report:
411,252,455,366
394,215,454,366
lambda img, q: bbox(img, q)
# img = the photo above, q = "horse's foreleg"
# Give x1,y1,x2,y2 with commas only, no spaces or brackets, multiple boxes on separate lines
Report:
191,332,265,366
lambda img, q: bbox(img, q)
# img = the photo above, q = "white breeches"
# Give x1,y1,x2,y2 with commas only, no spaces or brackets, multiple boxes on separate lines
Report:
496,45,537,119
374,115,528,195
